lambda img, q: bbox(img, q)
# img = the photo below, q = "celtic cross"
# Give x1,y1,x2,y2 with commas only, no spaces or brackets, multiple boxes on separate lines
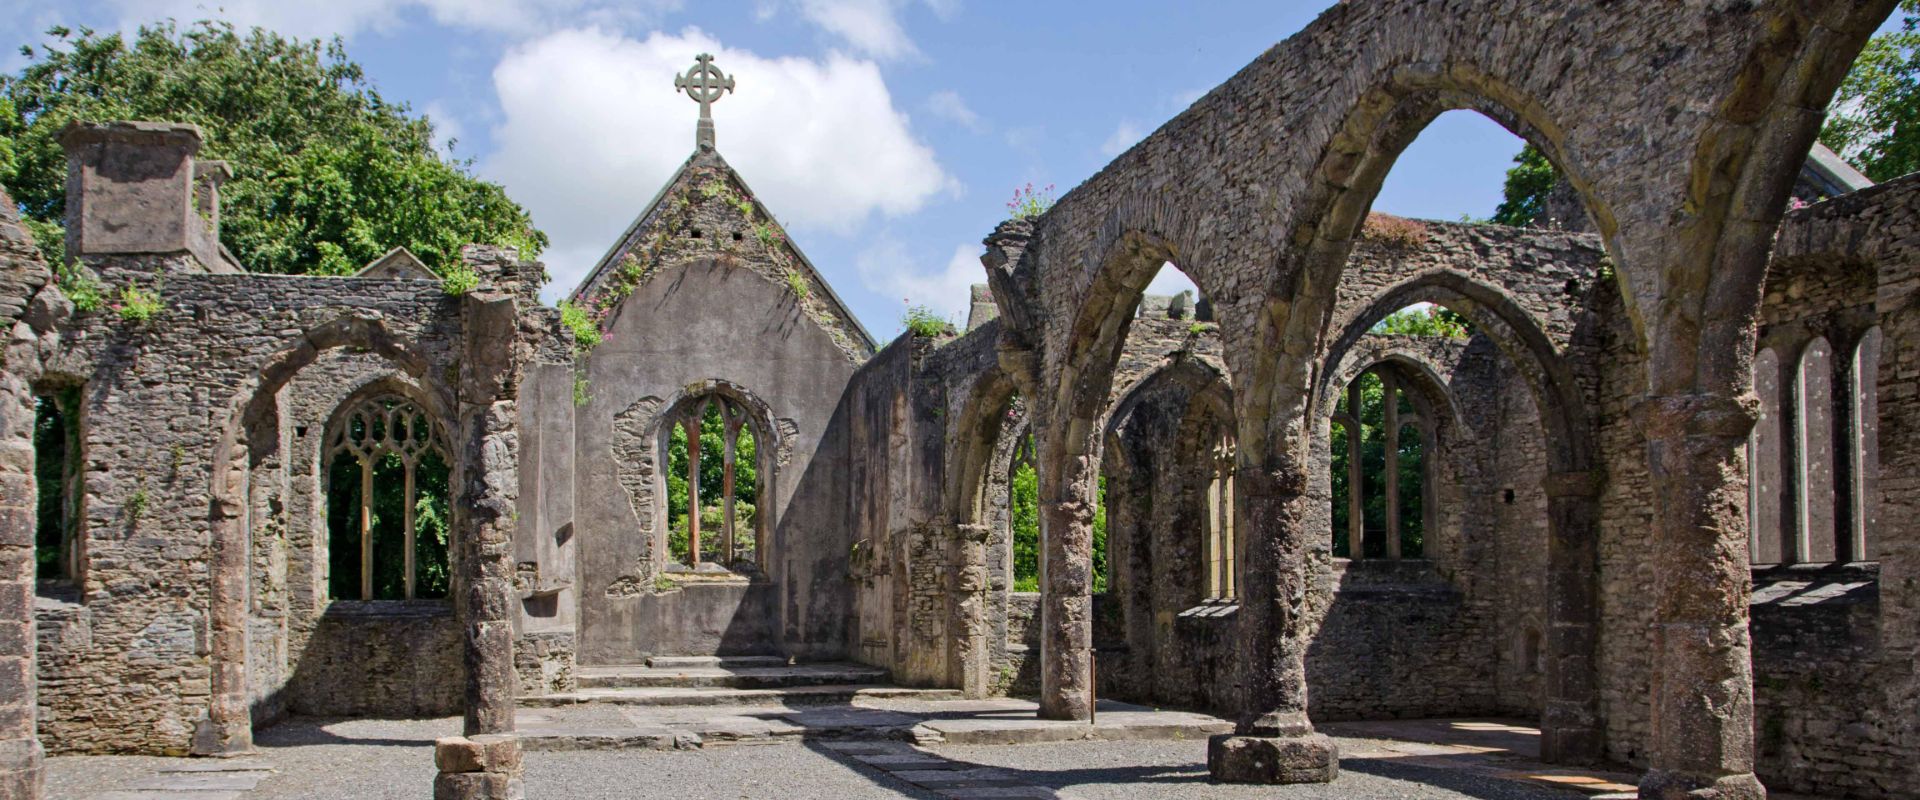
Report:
675,53,735,150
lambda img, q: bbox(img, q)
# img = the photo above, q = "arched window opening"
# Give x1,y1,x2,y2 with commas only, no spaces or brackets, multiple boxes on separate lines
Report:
1009,430,1039,592
1795,337,1837,563
1330,367,1429,559
1138,262,1210,321
1750,347,1786,564
1373,110,1547,228
324,393,452,600
33,387,83,585
1203,424,1237,600
665,395,761,570
1851,327,1881,561
1003,428,1109,594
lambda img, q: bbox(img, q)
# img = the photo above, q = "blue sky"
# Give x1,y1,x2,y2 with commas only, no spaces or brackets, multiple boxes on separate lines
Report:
1,1,1626,337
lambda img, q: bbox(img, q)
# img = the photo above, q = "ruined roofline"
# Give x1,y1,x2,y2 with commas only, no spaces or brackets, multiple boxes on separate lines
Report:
568,146,877,355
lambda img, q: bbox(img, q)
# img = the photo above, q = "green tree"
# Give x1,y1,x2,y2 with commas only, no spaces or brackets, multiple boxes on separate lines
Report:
1822,1,1920,182
1491,144,1557,227
1372,305,1470,338
0,21,545,275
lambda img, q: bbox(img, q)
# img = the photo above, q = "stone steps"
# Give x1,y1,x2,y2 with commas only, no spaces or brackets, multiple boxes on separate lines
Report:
522,683,965,708
643,655,791,669
576,661,888,690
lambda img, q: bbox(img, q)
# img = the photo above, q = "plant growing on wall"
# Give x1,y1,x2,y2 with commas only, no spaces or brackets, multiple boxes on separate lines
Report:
1360,213,1429,248
902,305,954,337
62,269,103,312
439,263,480,296
113,281,163,322
1007,182,1056,220
558,301,603,352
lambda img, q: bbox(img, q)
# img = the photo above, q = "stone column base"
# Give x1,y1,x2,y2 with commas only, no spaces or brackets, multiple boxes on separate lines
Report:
434,735,524,800
1540,703,1603,766
190,718,254,757
1637,769,1766,800
0,739,45,800
1207,732,1338,784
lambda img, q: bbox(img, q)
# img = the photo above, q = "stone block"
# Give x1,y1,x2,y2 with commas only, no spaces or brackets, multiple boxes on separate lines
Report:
1206,732,1338,784
434,771,522,800
435,736,486,773
470,733,523,774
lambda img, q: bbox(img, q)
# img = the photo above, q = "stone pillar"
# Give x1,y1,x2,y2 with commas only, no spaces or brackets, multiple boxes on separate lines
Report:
1633,394,1765,800
457,299,522,736
1540,470,1603,765
0,374,43,800
952,521,992,697
194,444,254,755
1035,428,1095,721
1207,454,1337,784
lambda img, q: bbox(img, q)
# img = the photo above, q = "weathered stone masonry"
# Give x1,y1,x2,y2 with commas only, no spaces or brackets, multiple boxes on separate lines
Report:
2,4,1919,800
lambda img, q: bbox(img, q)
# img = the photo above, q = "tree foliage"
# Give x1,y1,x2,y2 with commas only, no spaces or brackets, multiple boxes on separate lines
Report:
1372,305,1471,338
0,21,545,275
1822,1,1920,182
1330,370,1426,559
1491,144,1557,227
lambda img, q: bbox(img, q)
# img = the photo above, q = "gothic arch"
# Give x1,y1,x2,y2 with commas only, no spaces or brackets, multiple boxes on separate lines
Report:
201,313,452,756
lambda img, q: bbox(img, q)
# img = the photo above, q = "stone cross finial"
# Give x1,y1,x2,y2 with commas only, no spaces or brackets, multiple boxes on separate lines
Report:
675,53,735,151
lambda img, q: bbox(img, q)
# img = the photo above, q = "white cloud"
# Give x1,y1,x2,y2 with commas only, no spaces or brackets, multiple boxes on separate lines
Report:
924,89,984,132
779,0,956,61
90,0,681,41
484,26,954,296
857,239,981,326
1100,120,1145,158
797,0,918,60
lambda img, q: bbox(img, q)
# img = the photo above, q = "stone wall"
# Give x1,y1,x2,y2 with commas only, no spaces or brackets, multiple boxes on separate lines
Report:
557,148,871,666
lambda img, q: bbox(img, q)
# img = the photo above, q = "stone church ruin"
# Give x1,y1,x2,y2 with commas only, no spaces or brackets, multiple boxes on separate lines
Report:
1,1,1917,798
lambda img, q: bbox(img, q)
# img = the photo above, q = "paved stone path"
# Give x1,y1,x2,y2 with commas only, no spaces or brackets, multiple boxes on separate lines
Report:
824,740,1068,799
514,696,1233,750
82,758,275,800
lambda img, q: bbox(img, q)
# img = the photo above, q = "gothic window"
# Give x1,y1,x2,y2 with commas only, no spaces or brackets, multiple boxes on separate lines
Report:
1795,337,1837,562
324,393,452,600
1851,327,1881,561
1749,347,1785,564
1330,367,1428,559
1203,427,1237,599
1751,332,1882,566
665,395,762,570
33,388,83,585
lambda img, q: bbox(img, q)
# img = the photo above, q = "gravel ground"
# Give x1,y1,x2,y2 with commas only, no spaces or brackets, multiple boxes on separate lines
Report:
46,717,1584,800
